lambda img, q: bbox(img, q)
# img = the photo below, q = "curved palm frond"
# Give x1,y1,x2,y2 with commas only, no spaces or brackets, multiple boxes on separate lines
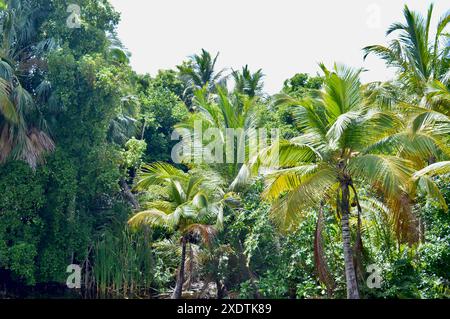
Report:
320,63,363,120
416,175,448,211
0,0,55,167
134,162,188,191
349,154,414,200
128,208,175,229
413,161,450,179
262,164,322,200
425,80,450,115
267,167,337,231
364,4,449,95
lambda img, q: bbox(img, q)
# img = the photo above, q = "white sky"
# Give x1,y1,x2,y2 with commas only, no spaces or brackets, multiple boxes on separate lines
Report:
108,0,448,94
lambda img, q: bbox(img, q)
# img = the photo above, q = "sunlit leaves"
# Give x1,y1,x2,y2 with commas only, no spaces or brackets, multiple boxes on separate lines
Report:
349,154,414,199
364,4,449,95
413,161,450,179
267,168,337,231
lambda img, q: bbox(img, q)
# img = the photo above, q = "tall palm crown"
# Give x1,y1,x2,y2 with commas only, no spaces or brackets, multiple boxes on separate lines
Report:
363,4,450,154
363,4,449,97
257,64,421,298
129,162,226,231
261,64,411,224
175,85,259,190
232,65,264,98
362,4,450,233
177,49,227,100
361,82,450,243
0,0,54,167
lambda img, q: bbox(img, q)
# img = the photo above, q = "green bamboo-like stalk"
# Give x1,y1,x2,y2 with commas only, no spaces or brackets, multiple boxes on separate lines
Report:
92,228,156,298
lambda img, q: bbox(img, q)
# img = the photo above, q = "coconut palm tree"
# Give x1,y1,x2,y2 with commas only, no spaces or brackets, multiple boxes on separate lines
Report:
128,162,230,299
364,80,450,216
362,5,450,243
178,49,227,91
232,65,264,98
364,100,450,243
253,64,424,298
177,49,227,106
175,85,261,191
363,4,449,98
0,0,55,167
363,5,450,155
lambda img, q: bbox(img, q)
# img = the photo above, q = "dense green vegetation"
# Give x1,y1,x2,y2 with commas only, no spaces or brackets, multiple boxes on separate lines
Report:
0,0,449,299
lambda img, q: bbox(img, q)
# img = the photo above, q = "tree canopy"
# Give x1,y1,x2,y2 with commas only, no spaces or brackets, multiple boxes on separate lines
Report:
0,1,449,300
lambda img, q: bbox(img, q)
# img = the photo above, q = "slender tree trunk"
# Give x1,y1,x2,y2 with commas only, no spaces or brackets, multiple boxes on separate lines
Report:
216,278,225,299
172,237,187,299
237,239,260,299
119,178,140,210
186,243,193,291
341,183,360,299
419,217,425,243
141,121,147,140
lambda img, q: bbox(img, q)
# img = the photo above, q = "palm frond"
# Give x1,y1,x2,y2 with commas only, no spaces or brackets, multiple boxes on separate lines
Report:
417,175,448,211
413,161,450,179
128,209,174,229
349,154,414,199
134,162,188,191
321,64,363,120
267,168,337,231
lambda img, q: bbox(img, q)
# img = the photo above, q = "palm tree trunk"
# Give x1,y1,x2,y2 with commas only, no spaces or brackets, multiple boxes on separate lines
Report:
341,183,360,299
171,237,187,299
141,121,147,140
186,243,193,291
216,278,225,299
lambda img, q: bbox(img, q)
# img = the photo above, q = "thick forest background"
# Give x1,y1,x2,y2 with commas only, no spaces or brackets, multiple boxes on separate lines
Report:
0,0,449,299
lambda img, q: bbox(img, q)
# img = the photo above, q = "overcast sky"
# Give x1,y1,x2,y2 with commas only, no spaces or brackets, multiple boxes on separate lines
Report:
108,0,448,94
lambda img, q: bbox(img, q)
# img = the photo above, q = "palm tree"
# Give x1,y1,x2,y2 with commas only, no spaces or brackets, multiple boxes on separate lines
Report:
0,0,55,167
254,64,422,298
365,97,450,243
425,79,450,116
128,162,228,299
363,5,450,244
175,85,260,191
363,5,450,149
177,49,227,105
232,65,264,98
107,32,131,65
363,4,449,98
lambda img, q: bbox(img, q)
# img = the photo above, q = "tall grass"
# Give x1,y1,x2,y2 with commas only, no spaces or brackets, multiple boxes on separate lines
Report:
93,227,156,298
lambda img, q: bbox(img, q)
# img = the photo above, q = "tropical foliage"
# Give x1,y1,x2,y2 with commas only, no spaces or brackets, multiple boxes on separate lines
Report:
0,1,448,300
